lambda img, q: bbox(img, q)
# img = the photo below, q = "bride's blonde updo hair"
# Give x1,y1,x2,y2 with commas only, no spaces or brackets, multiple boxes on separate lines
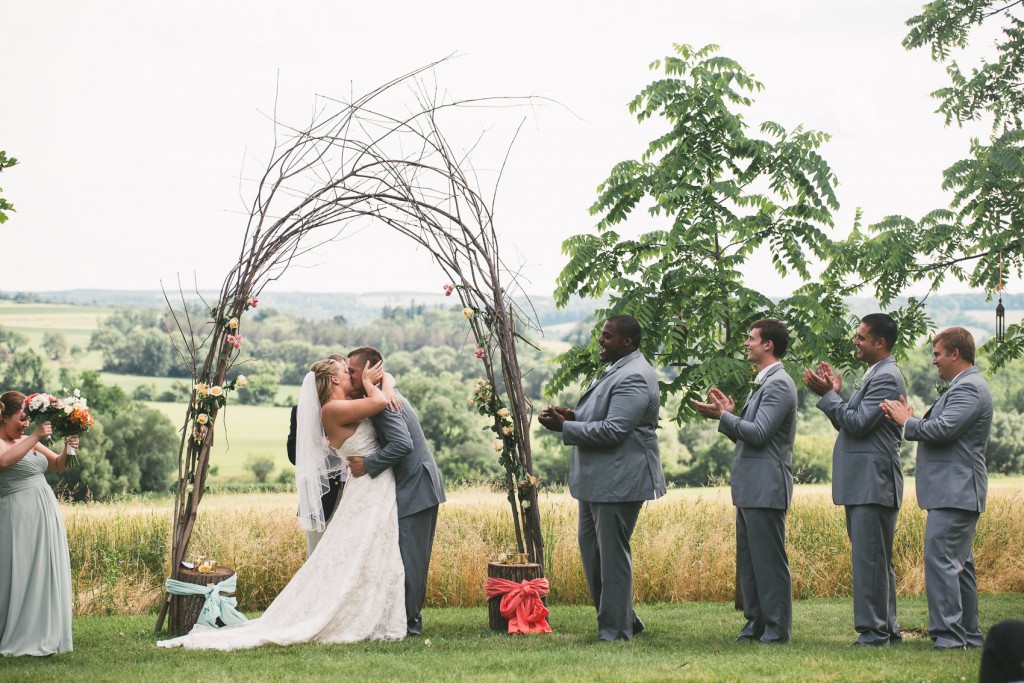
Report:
0,391,26,424
310,358,345,405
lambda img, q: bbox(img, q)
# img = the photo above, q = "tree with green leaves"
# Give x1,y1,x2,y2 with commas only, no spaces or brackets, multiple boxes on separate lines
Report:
42,331,68,360
0,151,17,224
833,0,1024,363
548,44,856,419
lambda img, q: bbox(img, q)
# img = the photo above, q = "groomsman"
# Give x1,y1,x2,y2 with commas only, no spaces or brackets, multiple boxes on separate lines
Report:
539,315,666,641
694,318,796,644
881,326,992,650
803,313,905,646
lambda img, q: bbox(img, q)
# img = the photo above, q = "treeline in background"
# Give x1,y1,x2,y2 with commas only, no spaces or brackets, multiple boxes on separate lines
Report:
2,292,1024,503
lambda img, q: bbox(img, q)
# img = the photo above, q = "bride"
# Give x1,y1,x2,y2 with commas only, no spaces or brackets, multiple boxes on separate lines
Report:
159,357,406,650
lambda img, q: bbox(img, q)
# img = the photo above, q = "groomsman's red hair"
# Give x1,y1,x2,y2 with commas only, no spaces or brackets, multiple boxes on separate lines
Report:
933,327,976,364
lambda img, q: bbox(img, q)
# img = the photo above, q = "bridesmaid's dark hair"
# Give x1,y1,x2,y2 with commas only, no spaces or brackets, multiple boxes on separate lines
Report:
0,391,26,424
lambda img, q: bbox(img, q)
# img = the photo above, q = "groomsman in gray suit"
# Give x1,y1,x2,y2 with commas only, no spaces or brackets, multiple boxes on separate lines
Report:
881,327,991,650
539,315,666,641
345,347,447,637
693,318,796,644
803,313,905,646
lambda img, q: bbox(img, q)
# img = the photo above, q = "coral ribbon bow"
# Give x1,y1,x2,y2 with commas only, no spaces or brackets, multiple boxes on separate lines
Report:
485,577,553,634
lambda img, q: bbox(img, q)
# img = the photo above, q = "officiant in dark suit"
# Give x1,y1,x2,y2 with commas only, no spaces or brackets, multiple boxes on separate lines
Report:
539,314,666,642
693,318,796,645
804,313,905,646
881,326,992,650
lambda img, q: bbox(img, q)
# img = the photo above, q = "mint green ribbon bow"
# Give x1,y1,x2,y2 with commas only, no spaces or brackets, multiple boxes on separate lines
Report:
165,574,248,629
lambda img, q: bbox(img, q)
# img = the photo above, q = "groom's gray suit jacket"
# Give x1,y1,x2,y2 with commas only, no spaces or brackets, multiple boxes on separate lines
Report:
720,363,796,510
364,392,446,517
817,356,905,508
563,350,666,502
904,367,991,512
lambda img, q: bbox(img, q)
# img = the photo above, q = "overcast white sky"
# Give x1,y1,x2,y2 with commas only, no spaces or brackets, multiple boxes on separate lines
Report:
2,1,996,298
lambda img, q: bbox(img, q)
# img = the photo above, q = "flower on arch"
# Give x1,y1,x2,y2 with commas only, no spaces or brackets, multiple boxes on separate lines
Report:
475,347,486,359
443,284,454,296
227,317,239,330
463,308,474,319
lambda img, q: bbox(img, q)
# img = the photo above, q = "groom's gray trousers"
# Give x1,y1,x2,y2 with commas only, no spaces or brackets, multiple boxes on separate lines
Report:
578,499,643,641
400,505,438,636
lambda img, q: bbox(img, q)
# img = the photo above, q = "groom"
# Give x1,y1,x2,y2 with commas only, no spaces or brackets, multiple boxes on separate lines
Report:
345,347,447,637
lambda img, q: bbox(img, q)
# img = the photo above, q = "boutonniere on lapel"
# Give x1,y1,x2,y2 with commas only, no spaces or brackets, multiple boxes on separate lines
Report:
934,382,950,396
749,379,763,393
852,376,867,390
587,366,608,389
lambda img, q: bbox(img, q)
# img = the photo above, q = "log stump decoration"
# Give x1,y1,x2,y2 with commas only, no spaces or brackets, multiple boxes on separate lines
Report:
487,562,544,633
168,566,236,636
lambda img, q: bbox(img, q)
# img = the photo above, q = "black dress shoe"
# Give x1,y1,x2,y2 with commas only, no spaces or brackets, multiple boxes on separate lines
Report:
736,635,757,643
632,616,645,636
934,644,968,651
853,640,889,647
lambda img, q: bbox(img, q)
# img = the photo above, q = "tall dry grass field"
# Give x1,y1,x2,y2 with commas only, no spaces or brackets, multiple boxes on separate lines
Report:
62,482,1024,617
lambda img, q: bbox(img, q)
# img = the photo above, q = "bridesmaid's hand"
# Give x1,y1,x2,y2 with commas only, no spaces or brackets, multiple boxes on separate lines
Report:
65,435,79,450
32,421,52,441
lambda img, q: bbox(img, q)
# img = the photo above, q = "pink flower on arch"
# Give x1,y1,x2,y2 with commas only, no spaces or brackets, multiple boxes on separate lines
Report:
475,347,486,359
443,284,454,296
226,334,243,350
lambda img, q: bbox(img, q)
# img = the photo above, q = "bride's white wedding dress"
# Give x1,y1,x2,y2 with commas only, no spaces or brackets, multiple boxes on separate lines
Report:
158,420,406,650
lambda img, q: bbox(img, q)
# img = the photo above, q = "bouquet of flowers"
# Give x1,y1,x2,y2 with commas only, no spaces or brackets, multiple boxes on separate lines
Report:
23,392,64,428
23,389,93,468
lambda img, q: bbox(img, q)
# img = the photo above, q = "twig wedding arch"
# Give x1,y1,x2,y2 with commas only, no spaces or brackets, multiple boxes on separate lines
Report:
155,61,546,631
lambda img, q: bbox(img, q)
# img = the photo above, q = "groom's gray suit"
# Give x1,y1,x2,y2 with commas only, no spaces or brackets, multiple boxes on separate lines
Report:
364,391,446,636
719,363,796,644
904,366,991,649
563,349,666,641
816,356,905,645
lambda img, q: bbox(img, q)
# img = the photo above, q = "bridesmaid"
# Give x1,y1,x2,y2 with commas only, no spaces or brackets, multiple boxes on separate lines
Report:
0,391,77,657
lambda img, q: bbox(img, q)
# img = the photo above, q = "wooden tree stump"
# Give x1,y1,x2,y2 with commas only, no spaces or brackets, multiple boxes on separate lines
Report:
168,566,236,636
487,562,544,633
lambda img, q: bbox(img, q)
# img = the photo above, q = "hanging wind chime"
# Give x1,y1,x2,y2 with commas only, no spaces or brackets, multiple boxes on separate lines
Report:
996,251,1005,344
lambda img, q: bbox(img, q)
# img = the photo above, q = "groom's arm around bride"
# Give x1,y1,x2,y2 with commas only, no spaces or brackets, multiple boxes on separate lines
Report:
345,347,447,637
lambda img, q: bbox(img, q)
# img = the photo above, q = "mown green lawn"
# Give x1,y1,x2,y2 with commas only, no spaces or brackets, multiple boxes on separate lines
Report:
2,596,1017,682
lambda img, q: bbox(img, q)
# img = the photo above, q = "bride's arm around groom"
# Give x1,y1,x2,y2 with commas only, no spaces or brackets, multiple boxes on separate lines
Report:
345,347,447,637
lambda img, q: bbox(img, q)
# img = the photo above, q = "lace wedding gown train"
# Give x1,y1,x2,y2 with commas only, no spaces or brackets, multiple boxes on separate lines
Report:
158,420,406,650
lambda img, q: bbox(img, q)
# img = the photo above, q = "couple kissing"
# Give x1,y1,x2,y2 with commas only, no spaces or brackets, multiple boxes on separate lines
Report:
159,347,446,650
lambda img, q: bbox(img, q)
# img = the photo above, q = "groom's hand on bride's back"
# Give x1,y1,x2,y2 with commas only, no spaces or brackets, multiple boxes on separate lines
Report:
348,456,367,477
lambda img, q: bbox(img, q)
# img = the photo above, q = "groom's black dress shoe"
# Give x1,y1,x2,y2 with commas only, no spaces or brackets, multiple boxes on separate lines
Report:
632,615,645,636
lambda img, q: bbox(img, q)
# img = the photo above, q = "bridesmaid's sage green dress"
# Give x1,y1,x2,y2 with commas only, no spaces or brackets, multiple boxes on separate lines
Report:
0,449,73,656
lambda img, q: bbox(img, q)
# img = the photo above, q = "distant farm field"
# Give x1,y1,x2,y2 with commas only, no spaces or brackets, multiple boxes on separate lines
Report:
145,402,295,479
0,300,110,367
0,302,300,479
